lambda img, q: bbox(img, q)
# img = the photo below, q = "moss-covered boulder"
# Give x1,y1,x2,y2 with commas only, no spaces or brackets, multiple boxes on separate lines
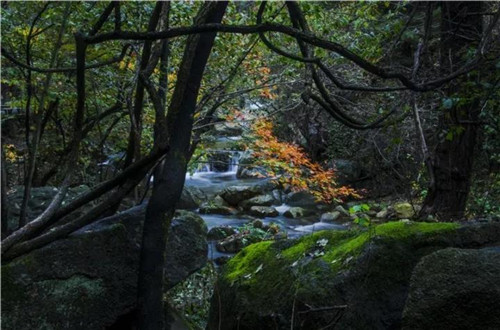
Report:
199,196,237,215
402,247,500,330
2,205,208,330
208,221,500,330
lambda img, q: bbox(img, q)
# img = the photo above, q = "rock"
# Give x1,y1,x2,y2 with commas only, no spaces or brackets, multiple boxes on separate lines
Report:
248,206,279,218
199,196,237,215
402,247,500,329
239,194,274,209
207,221,500,330
1,205,208,330
285,191,317,209
236,151,267,179
208,226,237,241
271,189,282,205
394,202,415,219
177,186,204,210
320,211,341,222
214,121,243,136
220,186,261,206
283,207,311,219
335,205,350,217
5,185,92,231
334,159,364,184
376,209,388,219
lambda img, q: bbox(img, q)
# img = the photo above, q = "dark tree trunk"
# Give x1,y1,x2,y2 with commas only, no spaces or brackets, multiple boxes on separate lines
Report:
421,1,483,220
136,2,228,330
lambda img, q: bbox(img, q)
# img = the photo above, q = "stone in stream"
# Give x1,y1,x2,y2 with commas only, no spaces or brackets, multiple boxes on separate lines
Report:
220,186,261,206
248,206,279,218
208,226,237,241
283,206,312,219
320,211,341,222
199,196,238,216
239,194,275,209
284,190,317,209
1,205,208,330
393,202,416,219
402,247,500,330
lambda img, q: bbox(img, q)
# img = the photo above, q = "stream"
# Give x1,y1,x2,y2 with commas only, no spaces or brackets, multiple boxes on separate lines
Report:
184,151,347,260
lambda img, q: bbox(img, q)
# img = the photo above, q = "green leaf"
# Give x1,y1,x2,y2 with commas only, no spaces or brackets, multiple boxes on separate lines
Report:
442,98,453,109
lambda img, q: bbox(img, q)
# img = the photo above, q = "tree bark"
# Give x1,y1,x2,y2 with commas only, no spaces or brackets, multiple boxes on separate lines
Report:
421,2,483,220
136,2,228,329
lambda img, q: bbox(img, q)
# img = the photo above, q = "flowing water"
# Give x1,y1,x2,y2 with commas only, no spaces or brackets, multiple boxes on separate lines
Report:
184,148,346,259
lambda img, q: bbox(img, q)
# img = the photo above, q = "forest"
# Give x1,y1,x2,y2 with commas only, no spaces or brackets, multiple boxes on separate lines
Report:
1,1,500,329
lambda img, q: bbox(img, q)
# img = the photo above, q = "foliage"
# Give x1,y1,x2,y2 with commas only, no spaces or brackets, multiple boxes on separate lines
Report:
349,203,371,227
247,118,359,203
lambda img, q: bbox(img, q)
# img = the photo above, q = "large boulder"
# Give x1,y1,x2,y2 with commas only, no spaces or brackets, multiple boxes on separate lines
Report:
220,185,261,206
5,185,92,231
208,221,500,330
402,247,500,329
236,150,267,179
2,205,208,330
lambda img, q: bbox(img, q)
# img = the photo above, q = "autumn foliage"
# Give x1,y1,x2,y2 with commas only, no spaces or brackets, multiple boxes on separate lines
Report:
248,119,360,203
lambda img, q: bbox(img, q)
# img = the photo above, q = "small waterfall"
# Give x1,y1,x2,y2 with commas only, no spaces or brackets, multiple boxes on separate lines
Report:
227,151,242,174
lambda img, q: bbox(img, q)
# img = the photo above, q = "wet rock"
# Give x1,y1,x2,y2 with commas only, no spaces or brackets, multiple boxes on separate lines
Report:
320,211,341,222
199,196,237,215
376,209,388,219
285,191,317,209
335,205,350,217
239,194,274,209
248,206,279,218
207,226,237,241
178,186,205,210
283,207,311,219
220,186,261,206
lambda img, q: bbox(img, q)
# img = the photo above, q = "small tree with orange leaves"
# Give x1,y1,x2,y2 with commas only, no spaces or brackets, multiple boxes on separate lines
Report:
248,118,360,204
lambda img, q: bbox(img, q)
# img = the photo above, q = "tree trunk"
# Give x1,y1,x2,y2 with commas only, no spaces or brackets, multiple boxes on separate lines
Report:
421,1,483,220
136,2,228,329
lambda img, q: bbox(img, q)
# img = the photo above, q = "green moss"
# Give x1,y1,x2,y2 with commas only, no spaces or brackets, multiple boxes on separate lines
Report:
225,240,274,282
373,221,459,238
224,221,460,282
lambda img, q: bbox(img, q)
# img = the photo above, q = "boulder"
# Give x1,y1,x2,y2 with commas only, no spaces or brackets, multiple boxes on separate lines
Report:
376,209,389,219
220,186,261,206
320,211,341,222
285,190,317,209
283,207,311,219
402,247,500,329
208,226,237,241
214,122,243,136
394,202,415,219
248,206,279,218
177,186,205,210
208,221,500,330
236,151,267,179
5,185,92,231
239,194,274,209
2,205,208,330
334,159,364,184
199,196,237,215
335,205,350,217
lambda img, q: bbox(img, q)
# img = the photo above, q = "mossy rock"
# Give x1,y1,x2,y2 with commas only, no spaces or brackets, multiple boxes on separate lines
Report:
208,221,500,330
402,247,500,330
